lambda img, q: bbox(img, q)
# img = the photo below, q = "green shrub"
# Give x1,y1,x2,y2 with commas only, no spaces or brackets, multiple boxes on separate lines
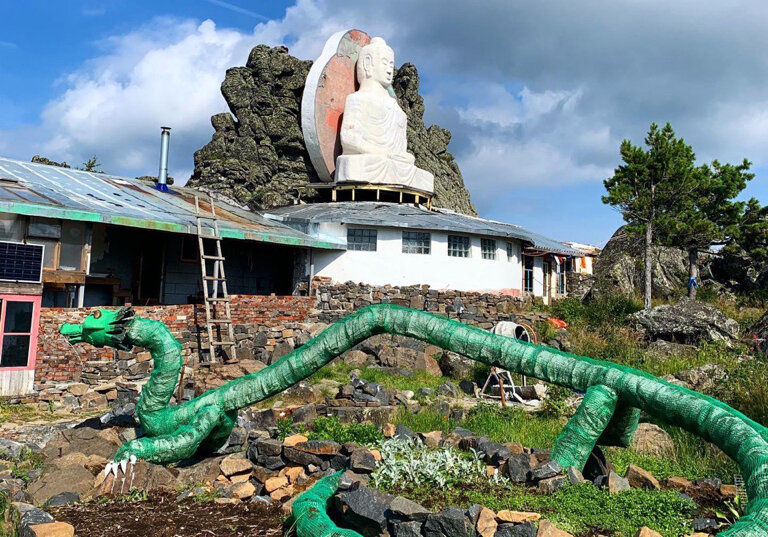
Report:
551,295,642,329
540,385,573,418
309,416,383,446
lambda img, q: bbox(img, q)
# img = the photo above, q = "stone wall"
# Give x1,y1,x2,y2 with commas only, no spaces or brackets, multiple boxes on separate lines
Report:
311,280,533,328
35,295,316,389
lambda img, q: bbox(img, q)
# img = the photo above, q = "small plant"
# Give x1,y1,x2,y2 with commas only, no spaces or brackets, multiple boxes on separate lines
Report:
0,490,18,537
276,418,296,441
540,385,572,419
716,496,744,526
309,416,383,446
10,449,44,484
371,437,487,489
119,487,148,503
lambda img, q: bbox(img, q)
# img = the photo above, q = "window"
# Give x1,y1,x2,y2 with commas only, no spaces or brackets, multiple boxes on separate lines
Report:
481,239,496,260
347,228,377,251
402,231,430,254
523,256,534,293
0,295,40,369
556,261,566,295
506,242,516,262
447,235,470,258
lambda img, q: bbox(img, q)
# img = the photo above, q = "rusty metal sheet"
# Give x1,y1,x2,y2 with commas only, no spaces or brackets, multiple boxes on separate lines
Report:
0,157,343,250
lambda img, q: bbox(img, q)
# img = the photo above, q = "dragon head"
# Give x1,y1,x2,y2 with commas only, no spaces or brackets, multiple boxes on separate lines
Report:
60,306,135,350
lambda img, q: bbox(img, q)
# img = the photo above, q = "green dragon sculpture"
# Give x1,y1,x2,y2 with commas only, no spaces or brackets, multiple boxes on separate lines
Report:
60,304,768,537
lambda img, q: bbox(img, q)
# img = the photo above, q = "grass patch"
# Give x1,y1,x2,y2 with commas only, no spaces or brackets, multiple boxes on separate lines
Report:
0,491,18,537
0,400,64,425
395,404,564,450
308,416,383,446
8,450,44,484
382,479,694,537
606,423,738,483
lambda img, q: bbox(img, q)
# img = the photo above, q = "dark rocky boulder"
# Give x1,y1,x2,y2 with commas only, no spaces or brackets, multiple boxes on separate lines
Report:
749,310,768,355
629,298,739,345
189,45,476,215
590,227,712,299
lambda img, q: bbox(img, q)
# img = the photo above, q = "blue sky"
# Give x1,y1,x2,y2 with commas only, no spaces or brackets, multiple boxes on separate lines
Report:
2,0,768,247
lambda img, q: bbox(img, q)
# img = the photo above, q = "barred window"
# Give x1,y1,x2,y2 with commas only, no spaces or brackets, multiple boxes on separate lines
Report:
481,238,496,260
347,228,377,251
447,235,470,258
523,255,534,293
506,241,515,261
402,231,431,254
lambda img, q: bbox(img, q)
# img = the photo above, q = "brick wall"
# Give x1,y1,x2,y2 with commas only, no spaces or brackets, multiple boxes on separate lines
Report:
35,295,315,389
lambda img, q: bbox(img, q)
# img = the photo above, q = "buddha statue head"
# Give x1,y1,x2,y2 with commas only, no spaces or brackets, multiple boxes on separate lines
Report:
357,37,395,91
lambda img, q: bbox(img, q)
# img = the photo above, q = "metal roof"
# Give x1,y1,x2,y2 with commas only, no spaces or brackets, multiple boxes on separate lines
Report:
266,202,582,256
0,157,343,249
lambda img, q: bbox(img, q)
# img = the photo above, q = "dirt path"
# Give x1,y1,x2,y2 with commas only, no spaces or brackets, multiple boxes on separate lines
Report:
51,493,284,537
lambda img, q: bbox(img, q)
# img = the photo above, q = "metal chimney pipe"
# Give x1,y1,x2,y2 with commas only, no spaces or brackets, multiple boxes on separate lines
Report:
156,126,171,192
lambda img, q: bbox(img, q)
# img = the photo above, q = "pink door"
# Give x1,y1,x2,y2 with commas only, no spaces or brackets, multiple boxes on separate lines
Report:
0,295,41,395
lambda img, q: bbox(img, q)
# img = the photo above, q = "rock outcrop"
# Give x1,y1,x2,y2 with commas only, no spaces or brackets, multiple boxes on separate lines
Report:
188,45,476,215
629,298,739,345
589,227,712,299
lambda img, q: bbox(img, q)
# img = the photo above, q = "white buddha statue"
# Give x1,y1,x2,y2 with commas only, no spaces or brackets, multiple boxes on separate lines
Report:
334,37,434,194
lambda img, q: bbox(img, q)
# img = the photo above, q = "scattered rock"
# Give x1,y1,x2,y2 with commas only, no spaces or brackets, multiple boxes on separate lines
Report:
506,453,535,483
607,470,631,494
26,522,75,537
566,466,586,485
625,464,661,490
394,424,418,442
476,506,497,537
496,510,541,524
435,382,459,398
496,523,537,537
537,519,573,537
631,423,674,457
392,520,424,537
349,449,378,474
420,431,443,448
390,496,431,522
283,434,308,447
335,486,394,535
423,507,474,537
692,518,719,533
44,492,80,507
219,456,252,477
229,481,256,500
530,459,562,482
635,527,663,537
665,476,692,491
538,475,566,494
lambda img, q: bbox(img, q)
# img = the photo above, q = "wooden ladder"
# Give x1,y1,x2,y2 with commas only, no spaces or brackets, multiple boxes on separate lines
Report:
195,195,237,363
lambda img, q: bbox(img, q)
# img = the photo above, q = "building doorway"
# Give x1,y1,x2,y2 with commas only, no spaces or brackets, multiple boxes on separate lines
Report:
0,294,41,395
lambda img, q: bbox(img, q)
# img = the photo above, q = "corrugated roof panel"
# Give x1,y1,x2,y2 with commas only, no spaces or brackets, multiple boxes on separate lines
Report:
266,202,582,256
0,157,343,250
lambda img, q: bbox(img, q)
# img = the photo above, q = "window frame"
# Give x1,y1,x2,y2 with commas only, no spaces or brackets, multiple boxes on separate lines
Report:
402,231,431,255
347,228,378,252
0,294,41,371
481,238,497,260
523,255,534,294
447,235,471,258
506,241,516,262
556,261,566,295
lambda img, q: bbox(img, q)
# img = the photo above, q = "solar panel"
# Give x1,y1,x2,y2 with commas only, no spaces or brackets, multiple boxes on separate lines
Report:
0,241,44,283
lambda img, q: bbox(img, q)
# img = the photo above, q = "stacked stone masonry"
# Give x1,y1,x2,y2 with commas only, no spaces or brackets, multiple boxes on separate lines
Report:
33,283,539,399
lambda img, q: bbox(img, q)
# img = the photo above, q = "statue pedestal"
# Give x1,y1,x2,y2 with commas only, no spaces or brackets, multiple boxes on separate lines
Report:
335,154,434,194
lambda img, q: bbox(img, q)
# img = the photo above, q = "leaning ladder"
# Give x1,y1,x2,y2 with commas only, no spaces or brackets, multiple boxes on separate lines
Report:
195,195,237,363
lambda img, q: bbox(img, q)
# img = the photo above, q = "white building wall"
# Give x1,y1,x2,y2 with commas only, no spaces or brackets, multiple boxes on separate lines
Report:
533,256,544,297
312,223,524,293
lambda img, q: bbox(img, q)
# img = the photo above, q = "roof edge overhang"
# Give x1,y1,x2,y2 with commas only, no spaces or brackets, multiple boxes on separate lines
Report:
0,201,344,250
